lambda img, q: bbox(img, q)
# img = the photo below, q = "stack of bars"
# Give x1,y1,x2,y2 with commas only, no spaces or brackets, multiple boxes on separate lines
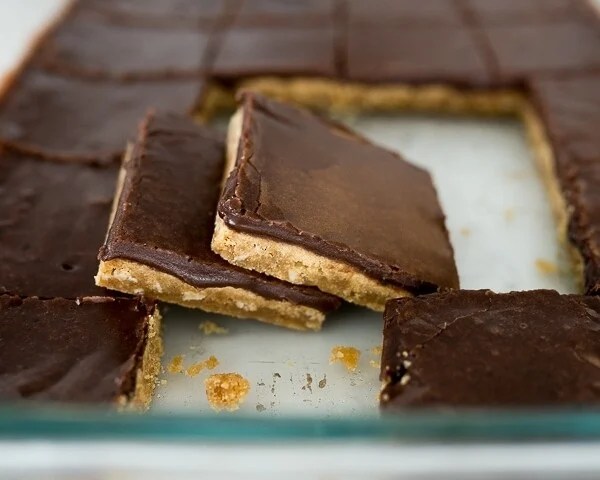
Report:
0,0,599,409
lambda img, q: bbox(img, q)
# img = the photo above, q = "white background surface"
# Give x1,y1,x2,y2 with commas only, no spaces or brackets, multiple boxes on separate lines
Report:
1,0,598,478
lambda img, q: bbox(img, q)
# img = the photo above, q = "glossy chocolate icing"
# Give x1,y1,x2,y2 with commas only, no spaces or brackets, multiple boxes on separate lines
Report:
0,148,116,299
212,25,337,78
530,73,600,295
99,112,340,312
346,24,492,86
0,69,205,162
81,0,233,26
0,295,153,403
482,21,600,82
348,0,464,26
464,0,591,24
234,0,336,25
39,9,211,79
219,93,459,294
381,290,600,408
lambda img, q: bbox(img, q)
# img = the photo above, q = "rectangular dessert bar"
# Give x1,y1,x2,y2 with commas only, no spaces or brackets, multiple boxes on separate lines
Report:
0,68,206,163
213,93,459,311
527,73,600,295
97,111,340,331
346,23,492,86
38,8,211,79
233,0,336,26
0,148,117,299
347,0,464,26
0,295,161,408
211,25,338,79
463,0,592,24
479,20,600,83
381,290,600,408
80,0,235,27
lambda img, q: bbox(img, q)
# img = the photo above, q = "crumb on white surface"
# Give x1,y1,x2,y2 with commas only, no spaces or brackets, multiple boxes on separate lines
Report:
186,355,219,377
330,346,361,372
199,320,229,335
205,373,250,412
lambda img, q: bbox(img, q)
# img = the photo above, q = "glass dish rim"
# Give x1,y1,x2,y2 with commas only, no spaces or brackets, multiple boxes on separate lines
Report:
2,406,600,442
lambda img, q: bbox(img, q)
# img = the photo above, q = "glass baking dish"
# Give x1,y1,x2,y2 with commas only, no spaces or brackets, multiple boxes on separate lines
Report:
2,2,600,477
2,112,598,439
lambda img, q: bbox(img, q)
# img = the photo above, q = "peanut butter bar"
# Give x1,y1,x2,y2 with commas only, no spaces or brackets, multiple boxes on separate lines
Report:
97,112,340,331
527,72,600,295
39,9,211,79
0,148,117,299
0,295,161,408
213,93,459,310
0,68,206,163
381,290,600,408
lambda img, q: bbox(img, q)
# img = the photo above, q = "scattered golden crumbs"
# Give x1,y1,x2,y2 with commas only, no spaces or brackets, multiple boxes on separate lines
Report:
186,355,220,377
199,320,228,335
329,346,361,372
167,355,184,374
535,258,559,275
205,373,250,412
459,227,471,237
370,346,382,356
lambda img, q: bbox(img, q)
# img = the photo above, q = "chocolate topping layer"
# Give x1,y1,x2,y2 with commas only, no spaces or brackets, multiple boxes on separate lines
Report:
39,9,210,79
0,295,152,403
530,73,600,295
99,112,340,312
219,93,459,294
81,0,232,26
346,24,492,86
234,0,336,25
381,290,600,408
0,69,205,162
212,25,337,79
0,149,116,299
464,0,591,24
348,0,464,26
482,21,600,82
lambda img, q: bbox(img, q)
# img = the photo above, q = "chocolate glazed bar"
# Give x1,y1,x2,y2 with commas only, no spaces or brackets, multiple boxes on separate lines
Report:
37,8,212,80
0,147,117,299
0,295,161,409
526,73,600,295
381,290,600,408
0,68,206,163
97,111,340,331
213,92,459,311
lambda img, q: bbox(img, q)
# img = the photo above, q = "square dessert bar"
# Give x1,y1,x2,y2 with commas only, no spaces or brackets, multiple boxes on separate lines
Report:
0,295,161,408
213,93,459,311
211,25,338,79
0,148,117,299
38,8,211,79
0,68,206,162
97,112,340,331
381,290,600,408
346,23,491,85
481,20,600,82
